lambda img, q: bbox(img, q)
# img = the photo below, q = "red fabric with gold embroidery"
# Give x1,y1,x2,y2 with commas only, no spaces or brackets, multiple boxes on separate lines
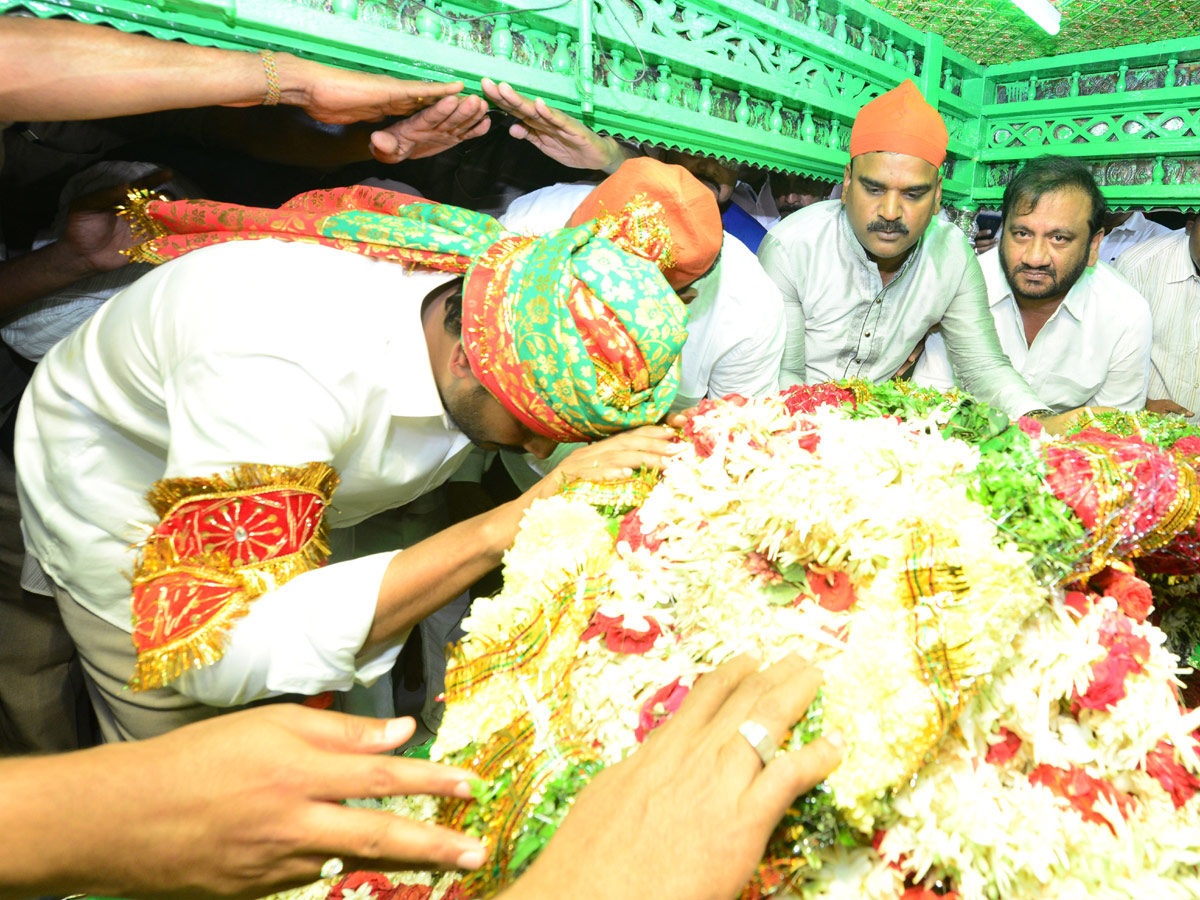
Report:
129,463,339,691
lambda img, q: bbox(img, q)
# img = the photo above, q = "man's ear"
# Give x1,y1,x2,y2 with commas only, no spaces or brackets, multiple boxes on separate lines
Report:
1087,228,1104,267
448,339,475,381
933,172,943,211
841,162,852,204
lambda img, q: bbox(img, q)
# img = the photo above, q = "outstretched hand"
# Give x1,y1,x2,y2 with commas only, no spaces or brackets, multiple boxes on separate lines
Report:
502,654,843,900
280,54,465,124
1146,398,1194,417
370,94,492,163
480,77,632,172
1035,405,1116,435
6,706,486,900
529,424,678,500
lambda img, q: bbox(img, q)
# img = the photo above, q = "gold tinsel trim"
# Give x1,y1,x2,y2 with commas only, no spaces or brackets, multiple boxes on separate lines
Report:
144,460,340,518
127,462,339,691
117,187,172,265
556,467,660,514
127,561,252,692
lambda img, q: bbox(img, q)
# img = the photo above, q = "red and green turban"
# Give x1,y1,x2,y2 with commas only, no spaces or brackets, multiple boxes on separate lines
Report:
122,185,686,441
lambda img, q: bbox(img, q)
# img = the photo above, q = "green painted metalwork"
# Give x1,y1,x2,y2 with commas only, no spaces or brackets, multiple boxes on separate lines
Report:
3,0,1198,210
874,0,1200,66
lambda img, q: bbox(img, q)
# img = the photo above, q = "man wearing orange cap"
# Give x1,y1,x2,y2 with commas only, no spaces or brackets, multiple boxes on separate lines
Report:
758,80,1047,419
502,157,785,413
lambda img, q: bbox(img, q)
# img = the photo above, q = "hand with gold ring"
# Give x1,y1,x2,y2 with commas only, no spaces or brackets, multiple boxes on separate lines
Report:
500,654,843,900
525,424,679,500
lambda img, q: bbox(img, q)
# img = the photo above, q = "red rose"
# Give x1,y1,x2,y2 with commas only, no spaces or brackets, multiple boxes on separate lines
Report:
581,610,663,655
1028,763,1135,833
1017,416,1044,437
616,508,663,553
804,566,857,612
1145,739,1200,809
1089,566,1153,622
780,383,856,415
985,727,1022,765
634,678,689,742
1073,611,1151,711
1063,591,1092,617
1098,610,1151,662
1074,654,1142,710
796,427,821,453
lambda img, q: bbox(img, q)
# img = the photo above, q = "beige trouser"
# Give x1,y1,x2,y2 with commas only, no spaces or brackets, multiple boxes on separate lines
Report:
54,583,236,742
0,587,94,753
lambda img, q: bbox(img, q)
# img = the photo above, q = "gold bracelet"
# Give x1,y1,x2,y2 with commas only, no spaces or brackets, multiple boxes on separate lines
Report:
259,49,281,106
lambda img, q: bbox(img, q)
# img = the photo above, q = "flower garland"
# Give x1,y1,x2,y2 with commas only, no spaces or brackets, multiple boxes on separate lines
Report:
268,386,1200,900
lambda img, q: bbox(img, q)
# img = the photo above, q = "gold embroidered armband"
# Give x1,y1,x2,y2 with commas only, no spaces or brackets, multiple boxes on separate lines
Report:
128,462,339,691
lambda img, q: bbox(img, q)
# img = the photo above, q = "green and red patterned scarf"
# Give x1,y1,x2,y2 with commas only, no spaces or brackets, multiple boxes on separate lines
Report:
123,185,686,441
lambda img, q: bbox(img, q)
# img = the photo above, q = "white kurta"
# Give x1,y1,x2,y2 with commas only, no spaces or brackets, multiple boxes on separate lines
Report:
16,239,474,704
501,182,785,409
913,248,1152,412
1116,231,1200,423
758,199,1045,418
1097,212,1174,264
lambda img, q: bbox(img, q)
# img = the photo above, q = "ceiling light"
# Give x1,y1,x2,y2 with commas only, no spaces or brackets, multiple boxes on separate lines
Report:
1011,0,1062,34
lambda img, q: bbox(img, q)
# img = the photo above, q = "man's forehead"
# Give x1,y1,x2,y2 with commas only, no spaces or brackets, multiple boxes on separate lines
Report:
853,151,939,186
1009,187,1092,230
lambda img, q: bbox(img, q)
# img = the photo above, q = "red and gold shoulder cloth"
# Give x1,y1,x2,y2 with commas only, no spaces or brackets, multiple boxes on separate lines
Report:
128,462,339,691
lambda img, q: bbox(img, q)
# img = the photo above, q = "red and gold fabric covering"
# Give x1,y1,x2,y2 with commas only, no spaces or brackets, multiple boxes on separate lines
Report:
128,462,338,691
122,185,686,443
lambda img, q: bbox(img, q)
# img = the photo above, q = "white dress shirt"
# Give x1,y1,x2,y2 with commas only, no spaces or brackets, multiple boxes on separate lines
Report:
16,239,474,704
757,199,1044,418
913,249,1152,412
1098,211,1173,264
501,182,785,408
1116,231,1200,423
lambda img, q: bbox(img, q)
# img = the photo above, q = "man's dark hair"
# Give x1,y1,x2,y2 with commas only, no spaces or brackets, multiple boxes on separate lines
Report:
1001,156,1107,238
442,282,465,337
419,276,466,336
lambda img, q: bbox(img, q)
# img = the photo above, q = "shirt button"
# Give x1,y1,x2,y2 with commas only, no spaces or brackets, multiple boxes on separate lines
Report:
865,332,871,337
855,358,862,364
875,298,882,304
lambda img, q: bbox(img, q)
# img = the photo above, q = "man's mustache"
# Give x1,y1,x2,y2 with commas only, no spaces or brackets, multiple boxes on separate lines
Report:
867,219,909,235
1015,264,1055,277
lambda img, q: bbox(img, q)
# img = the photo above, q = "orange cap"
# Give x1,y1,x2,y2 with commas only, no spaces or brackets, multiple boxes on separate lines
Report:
848,79,948,169
567,158,722,289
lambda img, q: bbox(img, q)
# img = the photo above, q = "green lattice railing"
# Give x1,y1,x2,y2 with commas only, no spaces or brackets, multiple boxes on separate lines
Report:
4,0,1199,211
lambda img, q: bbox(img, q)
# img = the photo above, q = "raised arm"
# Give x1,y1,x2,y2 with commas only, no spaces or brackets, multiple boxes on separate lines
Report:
479,77,636,173
0,706,486,900
937,253,1045,419
0,16,462,124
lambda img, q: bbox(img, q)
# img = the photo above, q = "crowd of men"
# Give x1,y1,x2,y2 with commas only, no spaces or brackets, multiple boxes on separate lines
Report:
1,13,1198,900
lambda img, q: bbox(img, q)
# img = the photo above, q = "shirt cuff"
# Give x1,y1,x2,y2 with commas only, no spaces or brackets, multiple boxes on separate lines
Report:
175,550,404,706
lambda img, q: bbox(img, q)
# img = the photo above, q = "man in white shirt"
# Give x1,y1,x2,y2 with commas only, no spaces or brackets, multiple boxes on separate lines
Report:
501,158,785,411
1116,223,1200,422
757,80,1046,420
1098,210,1174,264
16,188,687,741
914,156,1151,411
